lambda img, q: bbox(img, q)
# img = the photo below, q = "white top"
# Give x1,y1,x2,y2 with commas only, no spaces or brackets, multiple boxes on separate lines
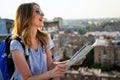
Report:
10,37,54,80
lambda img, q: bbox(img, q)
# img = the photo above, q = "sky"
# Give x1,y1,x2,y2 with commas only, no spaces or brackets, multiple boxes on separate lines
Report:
0,0,120,19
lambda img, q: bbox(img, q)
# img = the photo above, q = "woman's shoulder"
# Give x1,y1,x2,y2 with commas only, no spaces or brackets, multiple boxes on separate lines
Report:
11,39,21,45
10,39,25,53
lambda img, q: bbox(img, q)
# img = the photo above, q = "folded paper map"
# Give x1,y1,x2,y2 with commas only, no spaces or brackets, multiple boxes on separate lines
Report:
67,40,97,66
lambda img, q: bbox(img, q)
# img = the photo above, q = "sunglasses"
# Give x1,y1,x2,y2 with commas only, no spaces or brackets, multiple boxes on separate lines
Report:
35,9,44,15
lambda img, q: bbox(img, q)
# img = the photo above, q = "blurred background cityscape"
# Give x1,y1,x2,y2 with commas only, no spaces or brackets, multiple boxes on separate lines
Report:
0,0,120,80
0,17,120,80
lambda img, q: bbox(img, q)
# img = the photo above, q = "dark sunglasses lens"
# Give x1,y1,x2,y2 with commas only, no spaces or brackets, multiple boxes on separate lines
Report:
36,10,40,14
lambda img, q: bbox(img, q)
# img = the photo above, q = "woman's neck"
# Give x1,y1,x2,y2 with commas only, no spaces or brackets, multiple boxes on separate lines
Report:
30,27,37,39
29,27,39,51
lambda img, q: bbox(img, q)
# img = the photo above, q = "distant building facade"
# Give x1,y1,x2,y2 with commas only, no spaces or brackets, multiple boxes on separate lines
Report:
85,31,120,67
43,20,61,61
94,44,120,67
0,19,13,41
53,17,64,30
59,29,84,59
54,67,120,80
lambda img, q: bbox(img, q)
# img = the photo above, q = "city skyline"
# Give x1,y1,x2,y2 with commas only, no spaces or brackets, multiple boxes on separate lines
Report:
0,0,120,19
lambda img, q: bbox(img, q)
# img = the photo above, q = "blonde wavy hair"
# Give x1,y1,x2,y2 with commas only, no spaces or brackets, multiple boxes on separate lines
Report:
12,2,49,48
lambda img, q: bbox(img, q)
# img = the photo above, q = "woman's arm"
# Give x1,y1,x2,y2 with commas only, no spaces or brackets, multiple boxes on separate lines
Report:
11,50,51,80
45,48,56,70
12,49,68,80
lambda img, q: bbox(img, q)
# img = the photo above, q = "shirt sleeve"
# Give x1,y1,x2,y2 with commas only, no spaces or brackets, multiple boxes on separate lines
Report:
47,34,55,49
10,39,24,53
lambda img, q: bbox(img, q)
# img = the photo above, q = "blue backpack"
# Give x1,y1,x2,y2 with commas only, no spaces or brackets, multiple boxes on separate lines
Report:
0,35,25,80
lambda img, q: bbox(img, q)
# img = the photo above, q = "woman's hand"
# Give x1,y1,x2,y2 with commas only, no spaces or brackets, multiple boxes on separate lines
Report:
48,63,68,78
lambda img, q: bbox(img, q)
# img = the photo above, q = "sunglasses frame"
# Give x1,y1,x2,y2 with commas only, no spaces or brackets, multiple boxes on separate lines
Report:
35,9,43,15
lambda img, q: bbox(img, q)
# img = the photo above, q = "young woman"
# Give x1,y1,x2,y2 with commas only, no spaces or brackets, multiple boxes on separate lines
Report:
10,2,85,80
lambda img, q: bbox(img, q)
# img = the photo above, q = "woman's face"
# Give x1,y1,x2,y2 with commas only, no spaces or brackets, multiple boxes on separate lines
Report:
31,5,44,29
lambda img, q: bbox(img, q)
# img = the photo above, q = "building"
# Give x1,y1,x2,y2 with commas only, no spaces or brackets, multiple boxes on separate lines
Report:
53,17,64,30
59,29,84,59
0,19,13,41
43,20,61,61
85,31,120,67
55,67,120,80
94,43,120,67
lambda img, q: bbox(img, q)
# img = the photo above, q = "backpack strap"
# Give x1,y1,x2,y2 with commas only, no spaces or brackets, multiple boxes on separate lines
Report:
15,37,29,57
6,35,29,79
5,35,26,57
14,37,25,52
13,36,29,59
10,37,30,80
